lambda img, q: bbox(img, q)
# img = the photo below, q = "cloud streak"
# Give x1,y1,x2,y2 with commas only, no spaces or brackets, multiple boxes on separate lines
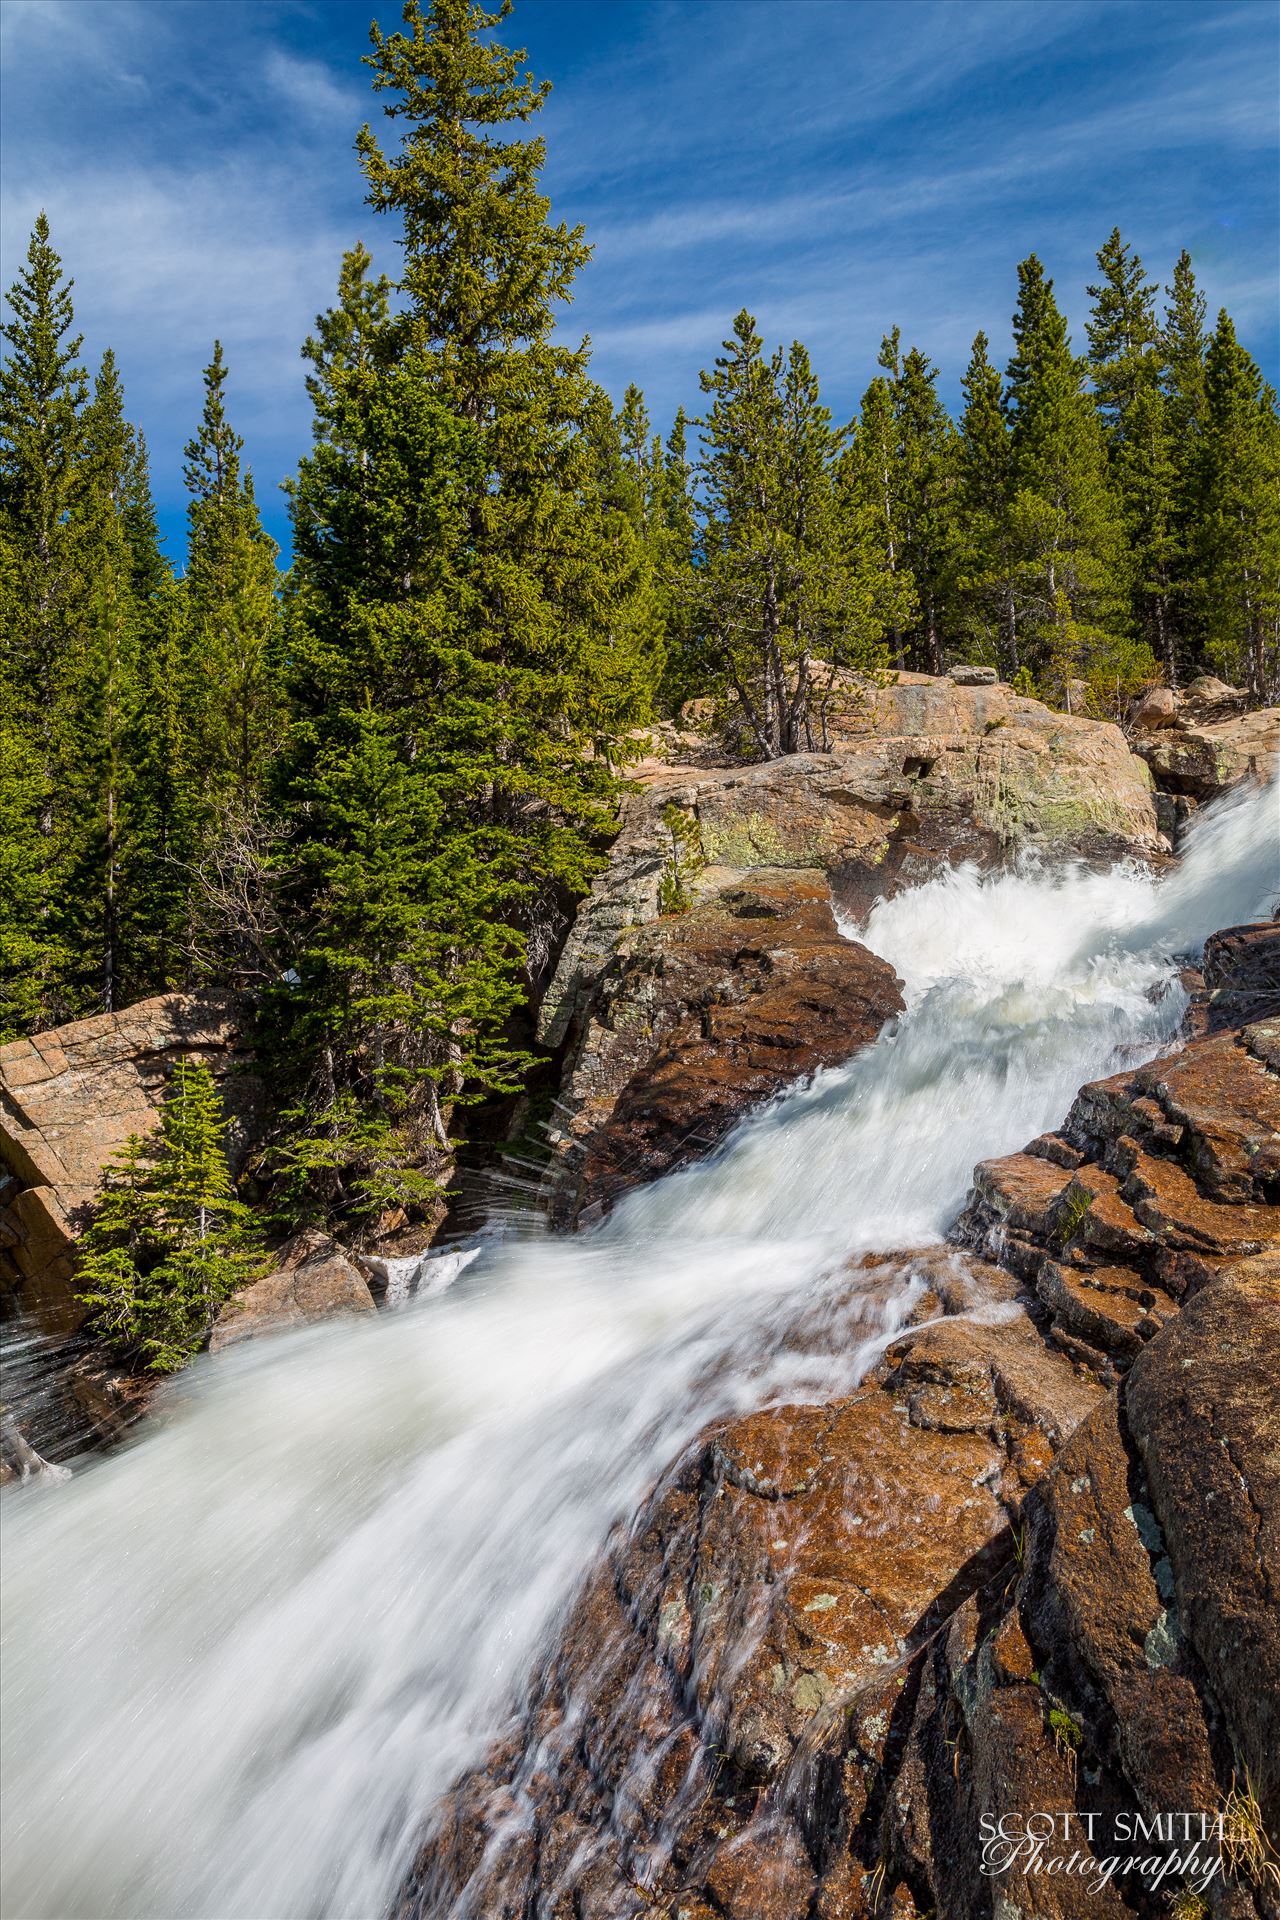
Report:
2,0,1275,559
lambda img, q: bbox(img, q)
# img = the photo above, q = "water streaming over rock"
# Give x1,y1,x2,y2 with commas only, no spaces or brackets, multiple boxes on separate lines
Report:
2,780,1275,1920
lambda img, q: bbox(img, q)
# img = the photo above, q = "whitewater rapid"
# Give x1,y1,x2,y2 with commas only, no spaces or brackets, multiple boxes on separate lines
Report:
2,780,1276,1920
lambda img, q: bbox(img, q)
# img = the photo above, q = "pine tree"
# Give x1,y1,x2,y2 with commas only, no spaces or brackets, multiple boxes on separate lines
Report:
1162,250,1208,452
116,441,196,996
953,331,1018,674
129,569,200,992
54,349,143,1015
354,0,655,755
616,382,653,526
696,312,887,755
1086,228,1158,438
276,245,533,1219
0,215,88,722
1086,231,1180,683
1194,313,1280,700
1004,255,1145,710
894,345,959,672
654,406,703,710
836,363,916,671
1161,251,1210,671
0,216,87,1030
183,342,282,820
277,0,659,1226
76,1059,262,1372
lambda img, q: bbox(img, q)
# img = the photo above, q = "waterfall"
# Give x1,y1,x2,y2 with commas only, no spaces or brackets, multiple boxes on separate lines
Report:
2,779,1275,1920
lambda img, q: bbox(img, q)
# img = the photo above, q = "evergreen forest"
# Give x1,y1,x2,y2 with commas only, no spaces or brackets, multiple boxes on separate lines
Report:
3,0,1278,1245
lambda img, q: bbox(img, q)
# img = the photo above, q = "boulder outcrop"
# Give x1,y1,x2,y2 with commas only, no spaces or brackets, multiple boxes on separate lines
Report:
536,673,1165,1223
541,872,903,1227
1132,690,1279,806
1196,920,1280,1034
401,937,1280,1920
0,990,262,1337
546,674,1163,1048
209,1230,376,1351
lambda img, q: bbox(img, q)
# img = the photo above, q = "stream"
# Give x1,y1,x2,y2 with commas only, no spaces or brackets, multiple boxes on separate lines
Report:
1,779,1276,1920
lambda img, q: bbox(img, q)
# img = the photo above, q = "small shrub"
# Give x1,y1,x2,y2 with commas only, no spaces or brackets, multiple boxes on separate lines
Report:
1052,1181,1093,1249
77,1060,265,1372
658,802,705,916
1221,1771,1280,1889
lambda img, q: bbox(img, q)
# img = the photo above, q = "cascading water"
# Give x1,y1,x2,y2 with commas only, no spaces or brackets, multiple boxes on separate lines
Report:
2,780,1276,1920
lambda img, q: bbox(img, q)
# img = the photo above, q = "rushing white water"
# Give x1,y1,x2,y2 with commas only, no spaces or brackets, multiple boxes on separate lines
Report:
2,780,1276,1920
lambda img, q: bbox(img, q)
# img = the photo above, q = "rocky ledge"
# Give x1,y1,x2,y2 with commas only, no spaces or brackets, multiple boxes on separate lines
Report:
0,990,262,1339
541,871,903,1229
535,671,1177,1225
1131,676,1280,811
547,674,1165,1046
396,923,1280,1920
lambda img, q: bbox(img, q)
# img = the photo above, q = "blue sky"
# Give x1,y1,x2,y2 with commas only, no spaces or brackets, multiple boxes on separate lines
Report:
2,0,1277,563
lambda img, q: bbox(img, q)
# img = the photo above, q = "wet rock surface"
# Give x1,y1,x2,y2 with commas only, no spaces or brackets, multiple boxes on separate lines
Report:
399,952,1280,1919
536,672,1167,1225
541,873,904,1228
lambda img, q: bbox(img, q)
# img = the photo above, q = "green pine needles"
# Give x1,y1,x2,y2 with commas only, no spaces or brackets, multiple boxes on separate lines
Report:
269,0,659,1225
3,0,1279,1239
76,1060,264,1371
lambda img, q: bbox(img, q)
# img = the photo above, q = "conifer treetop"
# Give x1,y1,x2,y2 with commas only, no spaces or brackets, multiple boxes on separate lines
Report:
0,212,88,543
183,340,244,512
357,0,590,370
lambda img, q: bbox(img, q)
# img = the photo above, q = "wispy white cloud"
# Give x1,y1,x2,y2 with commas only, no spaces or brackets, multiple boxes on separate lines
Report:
263,48,364,125
2,0,1275,557
0,0,152,89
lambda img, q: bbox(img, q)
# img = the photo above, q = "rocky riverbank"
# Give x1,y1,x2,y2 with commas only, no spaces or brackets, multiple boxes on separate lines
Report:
535,668,1179,1225
1,668,1276,1914
394,923,1280,1920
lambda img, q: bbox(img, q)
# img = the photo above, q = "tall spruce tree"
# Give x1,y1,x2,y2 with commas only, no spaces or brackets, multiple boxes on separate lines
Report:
1003,254,1144,710
1086,229,1158,437
837,367,916,671
0,215,87,1031
953,331,1018,674
275,0,655,1224
183,343,281,817
1087,231,1181,682
1194,313,1280,700
653,406,702,710
1162,250,1208,453
1160,251,1210,670
55,350,143,1014
696,312,887,755
0,215,88,723
893,344,959,672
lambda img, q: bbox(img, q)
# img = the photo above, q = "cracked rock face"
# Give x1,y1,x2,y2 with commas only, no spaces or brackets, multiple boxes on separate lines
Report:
536,672,1167,1230
539,872,904,1229
1134,704,1279,805
0,990,263,1337
396,925,1280,1920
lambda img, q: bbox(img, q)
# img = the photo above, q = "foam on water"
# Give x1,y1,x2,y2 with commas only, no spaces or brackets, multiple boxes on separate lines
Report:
1,779,1275,1919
